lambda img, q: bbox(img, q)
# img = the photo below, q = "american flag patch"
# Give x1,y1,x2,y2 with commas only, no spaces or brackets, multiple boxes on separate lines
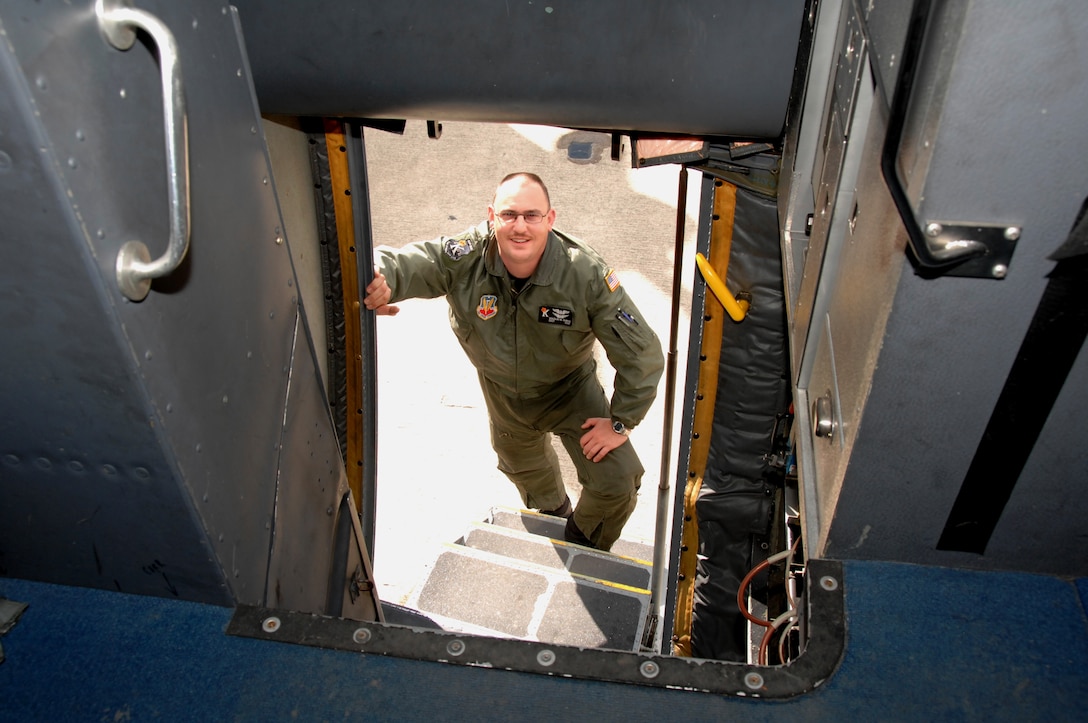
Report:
605,268,620,292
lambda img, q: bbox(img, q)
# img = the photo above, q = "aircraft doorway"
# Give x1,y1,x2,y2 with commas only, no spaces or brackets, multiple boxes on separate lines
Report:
361,121,699,643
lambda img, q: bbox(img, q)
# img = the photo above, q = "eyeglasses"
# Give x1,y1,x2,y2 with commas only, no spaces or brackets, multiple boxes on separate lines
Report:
495,210,548,225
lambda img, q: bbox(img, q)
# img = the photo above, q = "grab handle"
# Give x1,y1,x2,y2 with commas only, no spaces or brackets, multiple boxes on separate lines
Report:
695,252,750,322
96,0,190,301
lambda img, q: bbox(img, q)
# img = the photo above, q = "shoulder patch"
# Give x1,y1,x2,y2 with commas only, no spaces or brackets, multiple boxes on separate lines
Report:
444,237,473,261
605,268,621,292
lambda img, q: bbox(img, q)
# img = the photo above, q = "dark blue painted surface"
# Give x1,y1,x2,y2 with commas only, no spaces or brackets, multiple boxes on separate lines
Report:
2,561,1086,721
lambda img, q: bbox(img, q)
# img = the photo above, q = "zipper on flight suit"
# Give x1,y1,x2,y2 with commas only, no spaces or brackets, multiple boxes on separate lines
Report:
508,276,528,396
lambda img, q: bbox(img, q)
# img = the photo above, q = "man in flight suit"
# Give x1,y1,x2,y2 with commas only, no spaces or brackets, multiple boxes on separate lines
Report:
363,172,664,551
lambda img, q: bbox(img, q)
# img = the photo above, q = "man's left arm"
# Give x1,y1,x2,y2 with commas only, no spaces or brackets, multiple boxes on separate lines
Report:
580,285,665,461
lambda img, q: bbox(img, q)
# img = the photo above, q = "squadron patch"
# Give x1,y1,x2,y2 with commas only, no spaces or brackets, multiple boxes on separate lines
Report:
477,294,498,320
605,268,621,292
539,305,574,326
444,237,473,260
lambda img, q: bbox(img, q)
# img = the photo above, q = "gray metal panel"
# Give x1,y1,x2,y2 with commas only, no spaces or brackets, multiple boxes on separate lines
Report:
780,0,844,312
229,0,806,137
265,310,359,613
0,0,369,607
811,1,1088,574
0,1,233,602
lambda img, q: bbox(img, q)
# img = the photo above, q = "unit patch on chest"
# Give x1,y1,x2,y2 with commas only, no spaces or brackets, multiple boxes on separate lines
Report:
539,305,574,326
477,295,498,319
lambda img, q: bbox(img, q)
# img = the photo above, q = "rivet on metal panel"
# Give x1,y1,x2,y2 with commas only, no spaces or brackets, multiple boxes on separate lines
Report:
1004,226,1021,241
744,672,765,690
35,76,47,91
67,157,78,169
992,264,1008,279
69,461,86,473
35,457,52,471
820,575,839,591
2,455,19,467
925,222,943,237
536,649,556,666
191,19,198,30
352,628,372,644
221,395,229,404
639,660,660,679
236,69,242,78
446,639,466,656
275,236,283,245
102,464,118,476
261,616,281,633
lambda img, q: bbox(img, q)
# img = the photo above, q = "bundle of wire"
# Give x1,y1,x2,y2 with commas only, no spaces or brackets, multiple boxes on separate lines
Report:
736,537,801,665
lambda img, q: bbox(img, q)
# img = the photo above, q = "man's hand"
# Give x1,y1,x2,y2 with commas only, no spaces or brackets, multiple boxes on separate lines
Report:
580,417,628,463
363,267,400,316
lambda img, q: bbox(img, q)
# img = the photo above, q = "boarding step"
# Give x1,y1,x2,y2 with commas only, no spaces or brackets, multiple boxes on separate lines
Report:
406,542,649,651
486,507,655,562
461,521,651,590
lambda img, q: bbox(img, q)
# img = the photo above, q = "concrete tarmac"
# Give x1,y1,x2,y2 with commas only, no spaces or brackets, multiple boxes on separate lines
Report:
363,121,700,605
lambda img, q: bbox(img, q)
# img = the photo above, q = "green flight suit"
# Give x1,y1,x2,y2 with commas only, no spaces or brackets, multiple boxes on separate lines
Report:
376,222,664,550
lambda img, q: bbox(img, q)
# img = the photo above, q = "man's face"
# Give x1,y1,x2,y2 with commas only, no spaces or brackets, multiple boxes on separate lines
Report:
488,176,556,277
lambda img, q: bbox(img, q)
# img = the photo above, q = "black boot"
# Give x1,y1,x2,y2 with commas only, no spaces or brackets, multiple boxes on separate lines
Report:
540,495,572,519
564,514,596,549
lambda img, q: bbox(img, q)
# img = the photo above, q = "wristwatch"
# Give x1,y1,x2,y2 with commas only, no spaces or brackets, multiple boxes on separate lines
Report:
611,419,631,437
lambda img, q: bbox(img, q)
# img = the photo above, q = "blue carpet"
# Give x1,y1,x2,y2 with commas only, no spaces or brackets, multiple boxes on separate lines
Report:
2,561,1086,721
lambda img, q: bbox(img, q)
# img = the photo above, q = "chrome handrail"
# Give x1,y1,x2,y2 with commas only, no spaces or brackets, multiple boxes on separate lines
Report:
96,0,190,301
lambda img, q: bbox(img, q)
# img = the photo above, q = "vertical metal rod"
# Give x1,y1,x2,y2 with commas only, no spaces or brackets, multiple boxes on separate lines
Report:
648,166,688,647
345,122,379,559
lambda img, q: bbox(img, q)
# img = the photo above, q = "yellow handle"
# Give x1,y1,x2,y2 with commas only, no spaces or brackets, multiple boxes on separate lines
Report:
695,253,749,322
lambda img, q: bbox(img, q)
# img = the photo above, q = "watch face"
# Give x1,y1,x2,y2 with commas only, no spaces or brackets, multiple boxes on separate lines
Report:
612,420,625,434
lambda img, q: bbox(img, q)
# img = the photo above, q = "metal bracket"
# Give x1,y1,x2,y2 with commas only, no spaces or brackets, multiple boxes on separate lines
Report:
920,222,1020,279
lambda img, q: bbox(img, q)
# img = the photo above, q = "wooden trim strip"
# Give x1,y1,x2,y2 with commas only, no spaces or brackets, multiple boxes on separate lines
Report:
323,120,363,510
672,179,737,656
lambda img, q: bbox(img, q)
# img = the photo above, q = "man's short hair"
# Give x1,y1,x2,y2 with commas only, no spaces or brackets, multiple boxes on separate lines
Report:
496,172,551,208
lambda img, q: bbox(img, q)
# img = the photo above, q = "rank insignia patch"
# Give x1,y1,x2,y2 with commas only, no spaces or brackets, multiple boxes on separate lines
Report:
605,268,621,292
477,295,498,320
444,237,473,260
539,305,574,326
